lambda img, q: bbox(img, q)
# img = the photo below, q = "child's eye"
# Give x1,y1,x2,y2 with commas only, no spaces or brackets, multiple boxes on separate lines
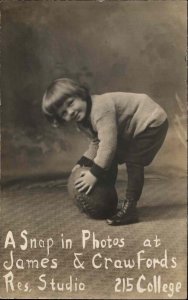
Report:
68,99,74,106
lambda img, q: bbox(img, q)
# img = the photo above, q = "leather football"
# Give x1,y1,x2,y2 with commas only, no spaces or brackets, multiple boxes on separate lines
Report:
67,166,118,219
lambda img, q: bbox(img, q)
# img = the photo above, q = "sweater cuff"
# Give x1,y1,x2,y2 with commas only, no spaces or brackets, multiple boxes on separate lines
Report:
77,156,93,167
90,162,106,178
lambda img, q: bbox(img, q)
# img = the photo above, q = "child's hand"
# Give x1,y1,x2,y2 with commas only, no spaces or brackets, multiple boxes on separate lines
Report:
71,164,80,173
75,170,97,195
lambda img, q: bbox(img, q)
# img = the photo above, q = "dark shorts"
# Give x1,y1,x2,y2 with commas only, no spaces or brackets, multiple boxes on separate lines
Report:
118,119,169,166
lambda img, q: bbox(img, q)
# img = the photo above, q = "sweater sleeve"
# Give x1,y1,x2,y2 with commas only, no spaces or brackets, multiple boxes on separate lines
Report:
90,111,118,178
82,137,99,161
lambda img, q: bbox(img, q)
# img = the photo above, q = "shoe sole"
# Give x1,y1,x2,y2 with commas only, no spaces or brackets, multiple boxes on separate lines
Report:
106,216,139,226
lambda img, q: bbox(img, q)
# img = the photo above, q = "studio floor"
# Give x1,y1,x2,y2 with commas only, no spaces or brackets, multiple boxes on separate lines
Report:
1,175,187,299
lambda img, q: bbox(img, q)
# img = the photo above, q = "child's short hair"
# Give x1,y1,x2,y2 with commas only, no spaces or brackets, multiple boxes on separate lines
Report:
42,78,90,126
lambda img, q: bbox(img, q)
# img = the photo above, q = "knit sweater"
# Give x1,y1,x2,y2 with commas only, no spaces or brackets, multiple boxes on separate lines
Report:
77,92,167,177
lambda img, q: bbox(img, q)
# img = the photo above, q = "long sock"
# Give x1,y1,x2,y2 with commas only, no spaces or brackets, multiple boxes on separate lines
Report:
125,163,144,202
102,158,118,186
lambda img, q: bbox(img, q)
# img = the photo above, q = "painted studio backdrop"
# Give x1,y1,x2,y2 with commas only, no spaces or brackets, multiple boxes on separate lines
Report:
2,1,186,180
1,1,187,300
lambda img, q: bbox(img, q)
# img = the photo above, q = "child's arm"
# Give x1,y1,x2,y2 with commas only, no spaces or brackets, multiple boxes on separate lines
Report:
71,138,98,173
75,111,118,194
89,111,117,178
77,138,99,166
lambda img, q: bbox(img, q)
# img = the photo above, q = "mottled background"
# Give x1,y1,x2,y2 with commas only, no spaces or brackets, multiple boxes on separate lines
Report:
1,2,187,299
1,0,187,182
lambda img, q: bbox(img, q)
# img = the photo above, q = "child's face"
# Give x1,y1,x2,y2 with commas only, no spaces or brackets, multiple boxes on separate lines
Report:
56,97,87,123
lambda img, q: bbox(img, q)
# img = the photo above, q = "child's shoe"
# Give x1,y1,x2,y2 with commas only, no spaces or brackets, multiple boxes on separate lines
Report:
106,199,139,225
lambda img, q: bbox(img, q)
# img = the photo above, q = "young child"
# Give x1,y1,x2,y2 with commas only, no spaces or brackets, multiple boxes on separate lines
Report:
42,78,168,225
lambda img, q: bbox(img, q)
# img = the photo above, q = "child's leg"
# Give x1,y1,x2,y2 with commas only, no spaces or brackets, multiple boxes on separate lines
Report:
106,163,143,226
101,158,118,186
107,119,168,225
126,163,144,202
